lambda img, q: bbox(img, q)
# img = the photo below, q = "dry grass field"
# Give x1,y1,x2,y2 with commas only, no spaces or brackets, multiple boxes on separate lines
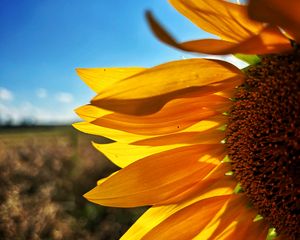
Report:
0,126,145,240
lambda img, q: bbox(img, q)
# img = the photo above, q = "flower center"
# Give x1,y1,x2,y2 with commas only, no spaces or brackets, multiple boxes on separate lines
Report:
225,52,300,239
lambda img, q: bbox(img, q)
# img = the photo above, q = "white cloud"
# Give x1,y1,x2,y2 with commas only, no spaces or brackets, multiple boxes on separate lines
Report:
0,101,79,125
36,88,47,98
55,92,73,103
0,87,13,101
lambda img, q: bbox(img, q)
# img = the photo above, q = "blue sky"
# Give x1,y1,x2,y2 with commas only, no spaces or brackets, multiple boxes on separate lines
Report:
0,0,245,124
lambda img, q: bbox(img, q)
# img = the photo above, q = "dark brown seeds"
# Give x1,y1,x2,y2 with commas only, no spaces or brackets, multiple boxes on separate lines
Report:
226,52,300,239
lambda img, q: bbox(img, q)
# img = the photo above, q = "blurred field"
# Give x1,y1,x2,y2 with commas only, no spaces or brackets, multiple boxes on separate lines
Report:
0,126,145,240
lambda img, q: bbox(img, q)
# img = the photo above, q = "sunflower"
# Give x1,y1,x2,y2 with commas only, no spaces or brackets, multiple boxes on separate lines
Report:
73,0,299,239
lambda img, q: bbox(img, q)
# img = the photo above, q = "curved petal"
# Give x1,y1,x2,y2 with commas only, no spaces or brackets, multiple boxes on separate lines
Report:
204,196,267,240
92,142,189,168
73,115,226,143
84,144,225,207
217,221,269,240
91,58,243,115
77,93,230,129
158,163,236,205
147,12,292,55
76,67,146,93
122,197,231,240
91,78,241,115
91,95,229,136
133,127,225,146
77,94,230,131
248,0,300,42
75,104,113,122
142,195,247,240
93,59,241,100
92,128,224,168
121,180,234,240
121,205,177,240
180,26,292,54
169,0,263,42
72,121,147,143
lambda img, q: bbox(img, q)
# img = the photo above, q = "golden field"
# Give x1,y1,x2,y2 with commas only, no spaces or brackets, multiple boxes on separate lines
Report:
0,126,145,240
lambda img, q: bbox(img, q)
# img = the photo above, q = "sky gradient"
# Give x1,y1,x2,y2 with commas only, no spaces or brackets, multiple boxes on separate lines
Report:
0,0,245,124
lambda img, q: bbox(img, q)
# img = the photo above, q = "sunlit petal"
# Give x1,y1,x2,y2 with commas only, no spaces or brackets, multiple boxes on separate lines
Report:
76,67,146,93
147,12,292,55
93,127,224,168
84,144,225,207
169,0,263,42
248,0,300,42
91,59,243,115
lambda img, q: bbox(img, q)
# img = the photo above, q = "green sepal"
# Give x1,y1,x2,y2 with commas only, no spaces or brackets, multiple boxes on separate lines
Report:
234,54,261,65
218,124,227,132
222,155,231,163
233,183,244,194
266,228,277,240
253,214,264,222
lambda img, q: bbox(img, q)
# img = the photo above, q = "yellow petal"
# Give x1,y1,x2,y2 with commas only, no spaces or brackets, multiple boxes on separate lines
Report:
76,67,146,93
73,115,226,143
78,94,230,134
158,163,236,205
84,144,225,207
92,142,188,168
133,127,225,146
225,221,269,240
142,195,232,240
197,195,267,240
94,59,240,99
72,121,146,142
91,95,229,135
91,58,243,115
169,0,263,42
96,171,118,186
248,0,300,42
121,164,234,239
92,78,240,116
121,205,177,240
147,12,292,55
180,26,291,54
93,127,225,168
75,104,113,122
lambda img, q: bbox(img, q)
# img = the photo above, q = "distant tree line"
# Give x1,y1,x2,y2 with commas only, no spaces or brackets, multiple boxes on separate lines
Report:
0,117,37,127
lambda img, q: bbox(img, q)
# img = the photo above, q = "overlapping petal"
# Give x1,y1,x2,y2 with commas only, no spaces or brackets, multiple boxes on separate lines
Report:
248,0,300,42
158,163,236,205
132,123,225,146
141,195,232,240
76,67,146,93
73,115,226,144
91,95,229,135
92,127,224,168
121,164,235,239
73,121,146,143
84,144,226,207
139,194,267,240
75,104,112,122
147,12,292,55
77,93,230,123
93,142,189,168
193,195,268,240
169,0,263,42
88,59,243,115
